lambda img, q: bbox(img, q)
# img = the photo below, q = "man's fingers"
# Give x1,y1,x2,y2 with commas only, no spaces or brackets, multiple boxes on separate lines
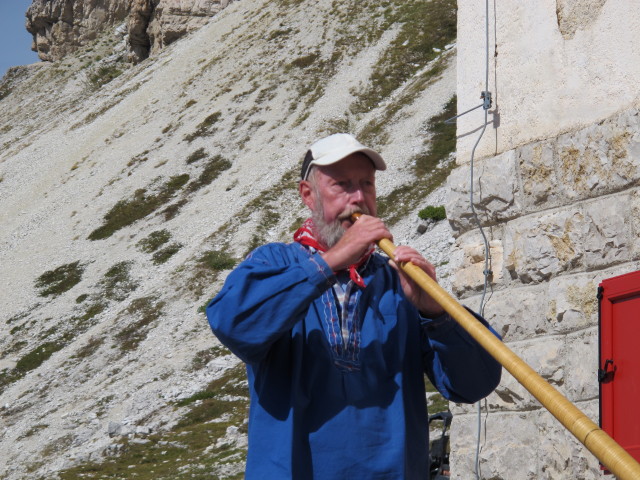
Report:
392,246,436,278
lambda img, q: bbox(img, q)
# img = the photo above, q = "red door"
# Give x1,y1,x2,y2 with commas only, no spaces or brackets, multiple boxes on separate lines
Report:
599,270,640,467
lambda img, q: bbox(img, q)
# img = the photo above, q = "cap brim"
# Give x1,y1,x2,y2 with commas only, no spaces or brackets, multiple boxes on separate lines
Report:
309,147,387,172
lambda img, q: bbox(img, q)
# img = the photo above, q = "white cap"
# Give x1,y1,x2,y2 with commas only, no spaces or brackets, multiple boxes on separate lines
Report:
301,133,387,180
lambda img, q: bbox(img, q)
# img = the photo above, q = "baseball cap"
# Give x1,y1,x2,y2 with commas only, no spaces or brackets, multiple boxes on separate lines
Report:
300,133,387,181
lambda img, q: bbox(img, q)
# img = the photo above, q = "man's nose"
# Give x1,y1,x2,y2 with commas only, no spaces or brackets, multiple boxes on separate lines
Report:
348,187,365,204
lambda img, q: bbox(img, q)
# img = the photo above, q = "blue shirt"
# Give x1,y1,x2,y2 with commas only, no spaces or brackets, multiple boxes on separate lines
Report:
207,242,501,479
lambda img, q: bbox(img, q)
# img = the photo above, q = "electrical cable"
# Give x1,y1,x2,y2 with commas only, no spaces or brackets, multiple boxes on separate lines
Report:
438,2,495,477
467,1,493,479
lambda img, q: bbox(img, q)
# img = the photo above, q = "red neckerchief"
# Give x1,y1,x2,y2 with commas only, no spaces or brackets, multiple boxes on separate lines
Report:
293,218,373,288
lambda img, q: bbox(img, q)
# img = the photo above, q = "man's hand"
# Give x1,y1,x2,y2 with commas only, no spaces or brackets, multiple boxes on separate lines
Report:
321,214,391,272
389,246,445,318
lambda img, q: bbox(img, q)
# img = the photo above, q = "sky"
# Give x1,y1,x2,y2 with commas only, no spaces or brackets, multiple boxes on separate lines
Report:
0,0,41,78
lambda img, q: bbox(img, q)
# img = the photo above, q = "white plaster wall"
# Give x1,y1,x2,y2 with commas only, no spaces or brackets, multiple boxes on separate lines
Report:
457,0,640,162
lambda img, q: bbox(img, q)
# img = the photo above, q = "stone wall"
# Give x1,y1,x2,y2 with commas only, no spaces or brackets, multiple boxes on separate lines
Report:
446,108,640,479
449,1,640,477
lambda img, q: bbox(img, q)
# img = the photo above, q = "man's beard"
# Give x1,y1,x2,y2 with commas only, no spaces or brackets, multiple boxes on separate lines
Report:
311,201,370,249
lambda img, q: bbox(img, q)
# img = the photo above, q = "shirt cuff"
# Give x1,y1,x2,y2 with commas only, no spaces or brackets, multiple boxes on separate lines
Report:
419,311,456,334
303,252,337,289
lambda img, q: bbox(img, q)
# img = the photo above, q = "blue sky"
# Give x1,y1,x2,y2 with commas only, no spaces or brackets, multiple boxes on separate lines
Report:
0,0,41,78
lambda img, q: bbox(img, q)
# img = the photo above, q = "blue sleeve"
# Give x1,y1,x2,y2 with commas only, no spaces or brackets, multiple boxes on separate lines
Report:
206,244,335,365
421,308,502,404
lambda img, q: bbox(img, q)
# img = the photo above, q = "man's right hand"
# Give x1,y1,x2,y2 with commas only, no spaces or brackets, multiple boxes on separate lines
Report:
321,214,392,271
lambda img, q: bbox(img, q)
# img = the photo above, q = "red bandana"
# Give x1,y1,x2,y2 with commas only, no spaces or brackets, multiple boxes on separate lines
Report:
293,218,374,288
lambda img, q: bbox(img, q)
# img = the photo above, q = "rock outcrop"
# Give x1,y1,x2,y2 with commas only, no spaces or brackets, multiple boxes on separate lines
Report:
26,0,130,61
26,0,232,63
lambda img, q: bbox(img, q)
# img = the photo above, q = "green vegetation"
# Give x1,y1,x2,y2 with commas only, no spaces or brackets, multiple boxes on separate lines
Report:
100,261,139,301
161,199,188,220
115,296,165,352
72,336,105,360
413,96,457,176
350,0,457,115
15,341,64,373
425,376,449,413
357,57,448,149
72,301,107,330
35,261,84,297
198,250,238,272
127,151,149,169
190,345,232,371
54,365,248,480
137,230,172,253
186,147,208,164
377,96,457,225
152,243,183,265
418,205,446,221
89,64,123,89
89,175,190,240
185,155,232,193
0,84,12,101
289,52,319,69
0,341,66,394
184,111,222,142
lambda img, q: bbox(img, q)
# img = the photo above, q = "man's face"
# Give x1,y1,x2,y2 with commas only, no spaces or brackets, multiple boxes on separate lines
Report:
299,153,377,247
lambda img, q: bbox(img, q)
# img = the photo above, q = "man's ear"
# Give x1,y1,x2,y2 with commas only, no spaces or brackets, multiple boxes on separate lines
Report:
299,180,315,210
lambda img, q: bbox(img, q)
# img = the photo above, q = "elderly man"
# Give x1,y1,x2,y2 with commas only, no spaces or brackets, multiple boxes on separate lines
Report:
207,133,501,479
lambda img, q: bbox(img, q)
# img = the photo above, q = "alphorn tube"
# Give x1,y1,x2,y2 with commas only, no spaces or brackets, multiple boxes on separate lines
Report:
352,213,640,480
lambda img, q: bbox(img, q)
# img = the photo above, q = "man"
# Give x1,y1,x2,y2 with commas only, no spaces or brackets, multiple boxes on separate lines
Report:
207,133,501,479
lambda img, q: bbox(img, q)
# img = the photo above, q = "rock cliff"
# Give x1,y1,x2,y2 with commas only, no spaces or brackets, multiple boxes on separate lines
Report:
26,0,233,62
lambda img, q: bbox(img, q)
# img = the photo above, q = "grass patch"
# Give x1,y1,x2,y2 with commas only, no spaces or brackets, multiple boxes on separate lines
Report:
152,243,183,265
35,261,84,298
377,95,457,225
418,205,446,221
72,336,105,360
100,261,139,302
198,250,238,272
190,345,232,371
413,95,457,176
89,65,123,89
161,199,188,220
184,112,222,142
73,301,107,329
115,296,165,352
89,175,190,240
289,52,319,69
127,151,149,169
137,230,172,253
0,84,13,101
55,364,248,479
185,155,232,193
350,0,456,115
357,57,448,149
15,341,65,373
186,147,208,164
1,340,65,393
75,293,89,303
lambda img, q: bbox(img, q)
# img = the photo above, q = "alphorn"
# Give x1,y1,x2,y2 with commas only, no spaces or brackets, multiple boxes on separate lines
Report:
351,212,640,480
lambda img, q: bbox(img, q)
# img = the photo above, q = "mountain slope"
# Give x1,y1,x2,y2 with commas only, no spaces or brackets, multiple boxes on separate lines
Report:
0,0,457,477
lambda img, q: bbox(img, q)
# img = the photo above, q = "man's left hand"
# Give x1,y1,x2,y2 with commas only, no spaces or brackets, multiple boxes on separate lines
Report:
389,246,445,318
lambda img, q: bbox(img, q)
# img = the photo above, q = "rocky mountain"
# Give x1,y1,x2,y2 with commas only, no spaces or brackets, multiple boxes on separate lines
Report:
1,0,458,478
26,0,233,62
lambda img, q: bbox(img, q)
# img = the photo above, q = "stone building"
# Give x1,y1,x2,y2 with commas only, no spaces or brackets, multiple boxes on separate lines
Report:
447,1,640,478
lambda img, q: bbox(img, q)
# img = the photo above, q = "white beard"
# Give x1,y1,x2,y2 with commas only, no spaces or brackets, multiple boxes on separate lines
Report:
311,203,370,248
